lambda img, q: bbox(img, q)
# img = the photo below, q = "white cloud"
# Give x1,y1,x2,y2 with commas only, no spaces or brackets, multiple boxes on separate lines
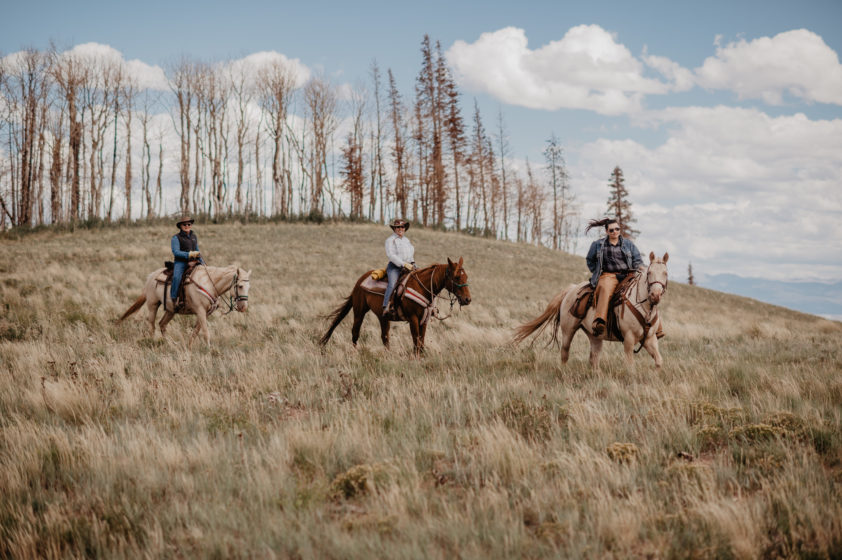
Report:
695,29,842,105
572,106,842,282
124,58,168,91
55,42,170,91
225,51,311,90
446,25,688,115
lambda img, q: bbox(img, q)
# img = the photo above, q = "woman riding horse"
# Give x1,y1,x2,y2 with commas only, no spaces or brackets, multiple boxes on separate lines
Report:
383,218,415,317
585,217,642,337
171,216,205,310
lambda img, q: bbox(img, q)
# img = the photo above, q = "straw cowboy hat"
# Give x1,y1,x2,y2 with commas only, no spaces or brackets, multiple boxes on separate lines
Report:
389,218,410,231
176,215,195,227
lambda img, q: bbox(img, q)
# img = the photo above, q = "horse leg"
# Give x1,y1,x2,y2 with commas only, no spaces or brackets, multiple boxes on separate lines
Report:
408,316,422,356
189,306,210,349
351,298,368,347
379,315,390,348
159,310,174,337
560,327,576,364
418,321,428,352
146,300,160,337
588,335,604,370
623,336,637,372
643,335,663,369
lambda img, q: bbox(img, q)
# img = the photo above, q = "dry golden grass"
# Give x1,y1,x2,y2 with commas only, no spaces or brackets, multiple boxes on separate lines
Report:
1,221,841,558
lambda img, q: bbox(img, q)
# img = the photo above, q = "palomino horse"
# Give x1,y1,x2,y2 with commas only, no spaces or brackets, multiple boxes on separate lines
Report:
118,264,251,348
513,252,669,370
319,257,471,355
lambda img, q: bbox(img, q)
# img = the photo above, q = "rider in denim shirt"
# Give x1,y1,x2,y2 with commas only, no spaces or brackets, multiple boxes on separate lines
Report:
585,217,642,336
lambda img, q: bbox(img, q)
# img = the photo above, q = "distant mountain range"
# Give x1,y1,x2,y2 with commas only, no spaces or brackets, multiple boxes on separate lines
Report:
699,274,842,321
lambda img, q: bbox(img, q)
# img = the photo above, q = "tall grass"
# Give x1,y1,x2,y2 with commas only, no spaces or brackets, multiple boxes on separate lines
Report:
1,222,840,558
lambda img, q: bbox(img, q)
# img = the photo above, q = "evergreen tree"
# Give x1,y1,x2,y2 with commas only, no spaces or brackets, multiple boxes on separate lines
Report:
606,166,639,239
688,262,695,285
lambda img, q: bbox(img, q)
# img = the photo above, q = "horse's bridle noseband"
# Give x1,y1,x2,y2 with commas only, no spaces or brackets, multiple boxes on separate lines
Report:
221,271,249,315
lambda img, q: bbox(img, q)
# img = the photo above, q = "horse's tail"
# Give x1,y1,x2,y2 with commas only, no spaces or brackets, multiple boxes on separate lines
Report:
117,294,147,322
319,295,353,346
512,285,574,347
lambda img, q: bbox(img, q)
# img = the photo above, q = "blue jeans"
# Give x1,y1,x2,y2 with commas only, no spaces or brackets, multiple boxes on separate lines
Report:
171,261,188,302
383,262,401,309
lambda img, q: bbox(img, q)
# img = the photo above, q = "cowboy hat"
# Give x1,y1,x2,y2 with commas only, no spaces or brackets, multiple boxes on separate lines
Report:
176,215,195,227
389,218,410,231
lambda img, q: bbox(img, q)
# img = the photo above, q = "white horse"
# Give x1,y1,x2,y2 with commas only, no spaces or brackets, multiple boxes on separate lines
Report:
118,264,251,348
513,252,669,370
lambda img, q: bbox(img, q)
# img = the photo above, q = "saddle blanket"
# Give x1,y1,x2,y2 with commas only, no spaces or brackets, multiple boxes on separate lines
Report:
360,275,429,307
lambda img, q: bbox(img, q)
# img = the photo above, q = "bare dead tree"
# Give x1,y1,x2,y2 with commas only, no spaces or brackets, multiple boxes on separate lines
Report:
229,63,254,214
469,99,492,234
387,68,407,219
303,74,337,216
369,60,387,223
84,56,121,220
51,49,87,222
442,64,466,231
257,60,295,217
341,83,367,218
544,134,576,251
169,57,197,214
48,105,65,223
121,77,136,221
495,108,511,240
138,89,161,218
526,159,545,246
1,49,53,226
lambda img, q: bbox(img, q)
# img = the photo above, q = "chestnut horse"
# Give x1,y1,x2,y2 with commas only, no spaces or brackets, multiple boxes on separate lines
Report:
118,264,251,348
513,252,668,370
319,257,471,354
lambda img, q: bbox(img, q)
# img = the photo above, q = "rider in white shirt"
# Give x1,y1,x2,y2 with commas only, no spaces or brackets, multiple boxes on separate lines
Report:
383,218,415,316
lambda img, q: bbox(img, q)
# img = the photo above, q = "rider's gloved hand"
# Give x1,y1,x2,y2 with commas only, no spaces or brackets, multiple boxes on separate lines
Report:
403,262,414,272
188,251,200,259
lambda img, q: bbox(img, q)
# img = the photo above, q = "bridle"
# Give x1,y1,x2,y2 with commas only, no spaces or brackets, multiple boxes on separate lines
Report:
410,264,470,320
626,262,668,353
220,270,249,315
635,263,668,304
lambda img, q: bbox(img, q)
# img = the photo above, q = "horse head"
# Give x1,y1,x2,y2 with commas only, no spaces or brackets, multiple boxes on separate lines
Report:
445,257,471,306
646,252,669,305
234,268,252,312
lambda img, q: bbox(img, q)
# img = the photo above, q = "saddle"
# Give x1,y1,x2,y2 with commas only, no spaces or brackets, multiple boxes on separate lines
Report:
156,261,200,308
570,274,637,341
361,268,432,321
361,269,410,307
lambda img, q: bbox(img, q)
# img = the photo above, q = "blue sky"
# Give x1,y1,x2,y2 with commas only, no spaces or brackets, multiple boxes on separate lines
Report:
3,0,842,293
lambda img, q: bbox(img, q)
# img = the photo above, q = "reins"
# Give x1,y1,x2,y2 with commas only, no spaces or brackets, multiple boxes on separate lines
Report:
219,270,249,315
407,264,469,321
196,265,247,316
624,265,666,353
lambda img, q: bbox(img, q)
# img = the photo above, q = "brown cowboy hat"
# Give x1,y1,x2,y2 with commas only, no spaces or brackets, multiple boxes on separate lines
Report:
176,215,195,227
389,218,410,231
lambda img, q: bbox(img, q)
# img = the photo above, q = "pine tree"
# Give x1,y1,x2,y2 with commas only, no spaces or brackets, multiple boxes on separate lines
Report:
688,262,695,286
606,166,639,239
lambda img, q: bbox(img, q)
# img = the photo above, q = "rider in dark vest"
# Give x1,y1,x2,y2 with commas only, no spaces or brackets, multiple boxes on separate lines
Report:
171,216,205,309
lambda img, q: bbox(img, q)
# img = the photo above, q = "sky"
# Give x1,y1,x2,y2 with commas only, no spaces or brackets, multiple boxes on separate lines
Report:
3,0,842,292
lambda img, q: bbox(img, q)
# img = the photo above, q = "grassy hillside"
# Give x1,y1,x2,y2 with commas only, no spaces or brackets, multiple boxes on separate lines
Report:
1,222,841,559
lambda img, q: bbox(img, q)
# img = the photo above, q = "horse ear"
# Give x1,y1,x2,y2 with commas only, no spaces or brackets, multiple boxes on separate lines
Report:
649,251,655,262
447,257,454,267
662,253,669,264
458,256,463,268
